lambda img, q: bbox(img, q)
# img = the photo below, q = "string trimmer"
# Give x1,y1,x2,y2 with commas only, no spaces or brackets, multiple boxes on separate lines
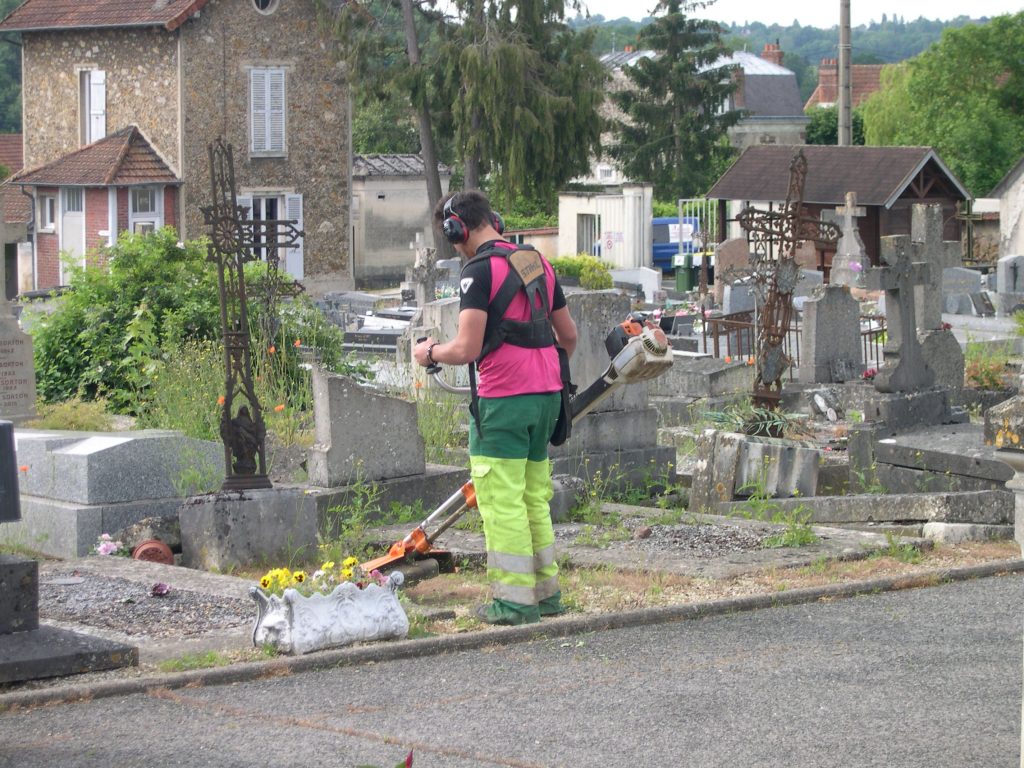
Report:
360,314,674,575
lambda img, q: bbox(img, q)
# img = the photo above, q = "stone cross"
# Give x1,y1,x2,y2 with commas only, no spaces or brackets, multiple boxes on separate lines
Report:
827,191,868,288
865,235,935,393
911,203,961,331
405,233,445,307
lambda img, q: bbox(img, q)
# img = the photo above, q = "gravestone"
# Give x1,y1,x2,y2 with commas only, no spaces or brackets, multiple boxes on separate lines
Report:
995,255,1024,316
910,204,961,331
712,238,752,305
799,285,861,384
0,421,137,683
920,328,965,391
791,269,825,311
825,191,868,288
970,292,996,317
943,267,983,315
0,298,35,423
865,235,934,394
403,235,446,308
722,278,755,315
307,368,426,487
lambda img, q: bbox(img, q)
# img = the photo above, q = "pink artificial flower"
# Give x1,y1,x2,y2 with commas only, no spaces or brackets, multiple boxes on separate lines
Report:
850,262,863,273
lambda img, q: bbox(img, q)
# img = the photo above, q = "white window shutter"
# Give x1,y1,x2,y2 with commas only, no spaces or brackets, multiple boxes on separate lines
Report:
250,70,267,153
268,70,285,153
89,70,106,142
284,193,303,279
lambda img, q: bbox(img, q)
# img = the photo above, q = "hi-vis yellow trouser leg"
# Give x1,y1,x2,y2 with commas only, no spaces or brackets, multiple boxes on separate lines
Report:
469,392,563,625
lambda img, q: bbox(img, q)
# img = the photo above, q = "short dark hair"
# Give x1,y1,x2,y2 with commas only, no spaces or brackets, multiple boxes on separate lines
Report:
433,189,494,234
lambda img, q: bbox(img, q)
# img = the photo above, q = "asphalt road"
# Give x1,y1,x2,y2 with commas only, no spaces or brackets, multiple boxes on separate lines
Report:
1,573,1021,768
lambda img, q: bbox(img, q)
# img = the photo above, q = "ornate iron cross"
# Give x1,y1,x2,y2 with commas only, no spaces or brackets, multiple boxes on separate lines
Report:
736,150,841,408
201,139,302,491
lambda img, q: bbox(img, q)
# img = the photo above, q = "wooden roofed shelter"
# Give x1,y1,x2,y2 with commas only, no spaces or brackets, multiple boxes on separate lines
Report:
706,145,971,273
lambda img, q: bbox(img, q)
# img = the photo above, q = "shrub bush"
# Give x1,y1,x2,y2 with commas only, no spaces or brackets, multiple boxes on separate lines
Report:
548,254,612,289
30,229,220,411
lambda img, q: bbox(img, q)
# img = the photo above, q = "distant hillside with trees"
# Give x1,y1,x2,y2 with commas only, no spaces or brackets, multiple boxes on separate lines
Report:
570,13,1005,101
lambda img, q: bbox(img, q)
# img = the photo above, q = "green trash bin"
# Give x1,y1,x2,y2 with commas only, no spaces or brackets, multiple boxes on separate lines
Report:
675,254,694,292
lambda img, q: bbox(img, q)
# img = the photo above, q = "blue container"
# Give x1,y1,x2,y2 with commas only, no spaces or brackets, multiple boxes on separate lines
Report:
652,216,701,273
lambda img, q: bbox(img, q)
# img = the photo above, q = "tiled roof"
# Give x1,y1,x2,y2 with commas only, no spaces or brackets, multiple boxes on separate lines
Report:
707,145,970,207
0,134,22,176
804,62,885,110
741,74,806,118
11,126,180,187
353,154,451,177
0,0,210,32
3,183,30,224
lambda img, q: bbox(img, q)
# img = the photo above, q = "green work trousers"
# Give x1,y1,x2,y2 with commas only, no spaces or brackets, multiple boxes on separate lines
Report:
469,392,563,625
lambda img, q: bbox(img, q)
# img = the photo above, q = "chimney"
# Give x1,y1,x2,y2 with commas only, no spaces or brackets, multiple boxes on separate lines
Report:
818,58,839,102
760,42,784,67
732,69,745,109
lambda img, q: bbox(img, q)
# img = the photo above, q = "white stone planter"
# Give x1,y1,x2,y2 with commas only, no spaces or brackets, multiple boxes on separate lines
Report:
250,572,409,655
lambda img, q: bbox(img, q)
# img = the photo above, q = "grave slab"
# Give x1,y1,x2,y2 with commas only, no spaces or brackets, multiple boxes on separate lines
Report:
918,329,964,392
648,356,754,398
0,624,138,685
873,423,1013,484
719,490,1012,525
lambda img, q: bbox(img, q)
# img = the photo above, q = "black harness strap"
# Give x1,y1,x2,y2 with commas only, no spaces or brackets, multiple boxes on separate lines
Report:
465,244,556,439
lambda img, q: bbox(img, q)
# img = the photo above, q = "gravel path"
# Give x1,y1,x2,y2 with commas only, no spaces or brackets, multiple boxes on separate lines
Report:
38,572,252,639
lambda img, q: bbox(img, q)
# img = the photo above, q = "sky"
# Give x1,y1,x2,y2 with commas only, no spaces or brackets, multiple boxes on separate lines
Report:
578,0,1021,29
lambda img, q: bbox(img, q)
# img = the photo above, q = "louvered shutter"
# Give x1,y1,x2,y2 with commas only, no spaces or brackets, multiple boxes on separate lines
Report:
268,70,286,153
89,70,106,142
250,70,267,152
284,193,303,279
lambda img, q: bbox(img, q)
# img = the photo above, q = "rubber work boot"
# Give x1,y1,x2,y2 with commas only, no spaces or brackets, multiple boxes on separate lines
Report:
474,599,540,626
538,591,566,617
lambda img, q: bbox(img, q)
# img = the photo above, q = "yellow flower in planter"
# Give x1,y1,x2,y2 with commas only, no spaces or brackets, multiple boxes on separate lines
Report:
293,571,307,584
343,556,359,568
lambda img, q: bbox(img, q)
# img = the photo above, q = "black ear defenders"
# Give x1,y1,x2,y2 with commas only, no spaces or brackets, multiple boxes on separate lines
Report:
442,195,505,245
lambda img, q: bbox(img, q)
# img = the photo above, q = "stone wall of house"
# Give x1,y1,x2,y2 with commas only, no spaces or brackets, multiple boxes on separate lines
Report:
21,29,180,171
179,0,351,284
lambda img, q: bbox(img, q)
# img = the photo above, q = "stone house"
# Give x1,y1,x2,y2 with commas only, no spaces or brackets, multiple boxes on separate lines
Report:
0,0,350,293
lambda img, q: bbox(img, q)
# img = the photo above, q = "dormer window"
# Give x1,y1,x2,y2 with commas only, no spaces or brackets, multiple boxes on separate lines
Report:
252,0,279,14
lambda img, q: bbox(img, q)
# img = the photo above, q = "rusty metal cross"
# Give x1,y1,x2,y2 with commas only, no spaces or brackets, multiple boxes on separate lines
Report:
735,150,840,407
201,139,301,491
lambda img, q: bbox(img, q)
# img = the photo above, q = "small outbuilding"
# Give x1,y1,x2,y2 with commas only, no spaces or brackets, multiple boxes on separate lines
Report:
351,154,451,289
706,144,971,266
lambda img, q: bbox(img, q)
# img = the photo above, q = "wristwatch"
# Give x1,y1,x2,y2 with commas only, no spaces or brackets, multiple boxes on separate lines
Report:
426,343,438,364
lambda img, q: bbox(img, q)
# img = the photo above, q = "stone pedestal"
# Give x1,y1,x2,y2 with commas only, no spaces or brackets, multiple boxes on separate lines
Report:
179,488,318,570
0,554,137,684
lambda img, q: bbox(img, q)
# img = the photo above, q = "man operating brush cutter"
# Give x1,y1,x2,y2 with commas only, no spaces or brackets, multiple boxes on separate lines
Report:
371,192,673,626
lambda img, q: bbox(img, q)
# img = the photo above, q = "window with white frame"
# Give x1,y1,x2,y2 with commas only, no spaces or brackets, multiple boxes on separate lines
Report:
129,186,163,234
80,70,106,145
39,194,56,230
250,68,286,155
237,191,304,278
62,187,83,213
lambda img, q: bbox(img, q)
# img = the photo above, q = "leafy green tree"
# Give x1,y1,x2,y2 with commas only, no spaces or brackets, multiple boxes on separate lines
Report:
804,105,865,145
608,0,741,199
861,12,1024,195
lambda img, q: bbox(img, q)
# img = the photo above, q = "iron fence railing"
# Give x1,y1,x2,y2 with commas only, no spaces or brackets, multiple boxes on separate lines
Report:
701,311,888,378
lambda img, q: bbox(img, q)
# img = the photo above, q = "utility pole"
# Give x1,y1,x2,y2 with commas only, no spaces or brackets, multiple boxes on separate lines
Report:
838,0,852,145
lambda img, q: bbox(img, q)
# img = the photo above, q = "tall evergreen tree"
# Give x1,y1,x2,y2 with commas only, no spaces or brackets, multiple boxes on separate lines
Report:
608,0,741,199
442,0,605,206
